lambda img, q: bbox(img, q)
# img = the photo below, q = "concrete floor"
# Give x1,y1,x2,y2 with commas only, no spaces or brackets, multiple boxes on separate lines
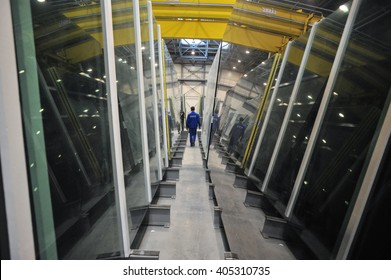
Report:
138,134,226,259
64,132,294,260
208,145,295,260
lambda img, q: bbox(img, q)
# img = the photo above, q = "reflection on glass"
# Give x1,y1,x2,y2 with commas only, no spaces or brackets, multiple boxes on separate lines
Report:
264,7,350,213
113,0,150,244
165,45,180,148
201,48,221,158
140,0,159,186
291,0,391,259
250,46,306,183
219,55,278,163
11,1,122,259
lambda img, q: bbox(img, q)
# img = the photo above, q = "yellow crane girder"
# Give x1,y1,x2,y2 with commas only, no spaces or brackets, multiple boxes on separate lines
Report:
152,0,322,52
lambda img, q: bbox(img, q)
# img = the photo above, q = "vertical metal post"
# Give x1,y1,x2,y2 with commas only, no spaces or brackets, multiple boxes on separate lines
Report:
157,25,169,168
0,0,36,259
147,1,163,180
285,0,363,218
337,87,391,259
261,22,319,193
248,41,292,176
101,0,130,257
134,0,152,202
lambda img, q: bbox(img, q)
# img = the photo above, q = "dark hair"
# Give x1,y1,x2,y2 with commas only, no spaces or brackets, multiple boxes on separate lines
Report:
191,106,195,111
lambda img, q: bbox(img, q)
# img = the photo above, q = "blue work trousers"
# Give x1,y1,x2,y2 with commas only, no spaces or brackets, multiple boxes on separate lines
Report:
189,128,197,144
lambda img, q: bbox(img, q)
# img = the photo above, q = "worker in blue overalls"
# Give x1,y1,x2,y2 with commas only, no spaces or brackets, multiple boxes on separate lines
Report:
228,117,246,154
186,106,201,146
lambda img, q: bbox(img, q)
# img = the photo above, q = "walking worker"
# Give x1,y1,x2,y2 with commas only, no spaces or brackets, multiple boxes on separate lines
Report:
211,109,220,137
228,117,246,153
186,106,201,146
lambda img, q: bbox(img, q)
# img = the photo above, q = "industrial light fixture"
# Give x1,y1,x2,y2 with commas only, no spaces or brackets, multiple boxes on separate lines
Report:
339,5,349,13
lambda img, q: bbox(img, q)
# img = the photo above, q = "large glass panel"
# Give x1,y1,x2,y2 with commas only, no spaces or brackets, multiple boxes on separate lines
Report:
139,0,159,186
11,1,122,259
111,1,150,242
165,46,180,148
291,0,391,259
248,44,306,182
201,48,221,158
264,6,351,212
219,55,277,164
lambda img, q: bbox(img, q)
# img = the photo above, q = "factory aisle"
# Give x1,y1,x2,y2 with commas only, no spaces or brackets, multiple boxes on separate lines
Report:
138,132,226,259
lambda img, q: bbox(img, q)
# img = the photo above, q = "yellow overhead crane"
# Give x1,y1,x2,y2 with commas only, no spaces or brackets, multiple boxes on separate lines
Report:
39,0,322,64
152,0,322,53
37,1,384,77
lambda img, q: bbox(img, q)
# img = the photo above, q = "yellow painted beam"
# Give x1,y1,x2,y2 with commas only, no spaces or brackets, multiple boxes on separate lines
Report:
58,40,102,64
234,0,320,27
223,24,290,53
230,10,303,37
152,0,321,52
157,20,227,40
152,4,232,20
152,0,236,4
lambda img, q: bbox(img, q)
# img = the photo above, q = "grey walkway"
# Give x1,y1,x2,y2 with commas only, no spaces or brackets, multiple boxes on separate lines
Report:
208,145,295,260
138,133,226,259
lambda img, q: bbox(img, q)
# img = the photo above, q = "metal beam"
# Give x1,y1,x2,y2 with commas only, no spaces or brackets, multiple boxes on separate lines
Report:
223,24,290,53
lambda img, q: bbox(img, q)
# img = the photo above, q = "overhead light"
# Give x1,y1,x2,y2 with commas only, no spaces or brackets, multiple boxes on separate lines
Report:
263,82,267,86
277,99,281,102
322,139,327,143
232,66,236,69
19,70,25,74
87,68,93,72
191,51,195,55
339,113,345,118
37,0,46,2
245,50,250,54
339,5,349,13
333,92,338,96
238,60,241,63
79,72,90,78
244,74,247,77
307,95,313,99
